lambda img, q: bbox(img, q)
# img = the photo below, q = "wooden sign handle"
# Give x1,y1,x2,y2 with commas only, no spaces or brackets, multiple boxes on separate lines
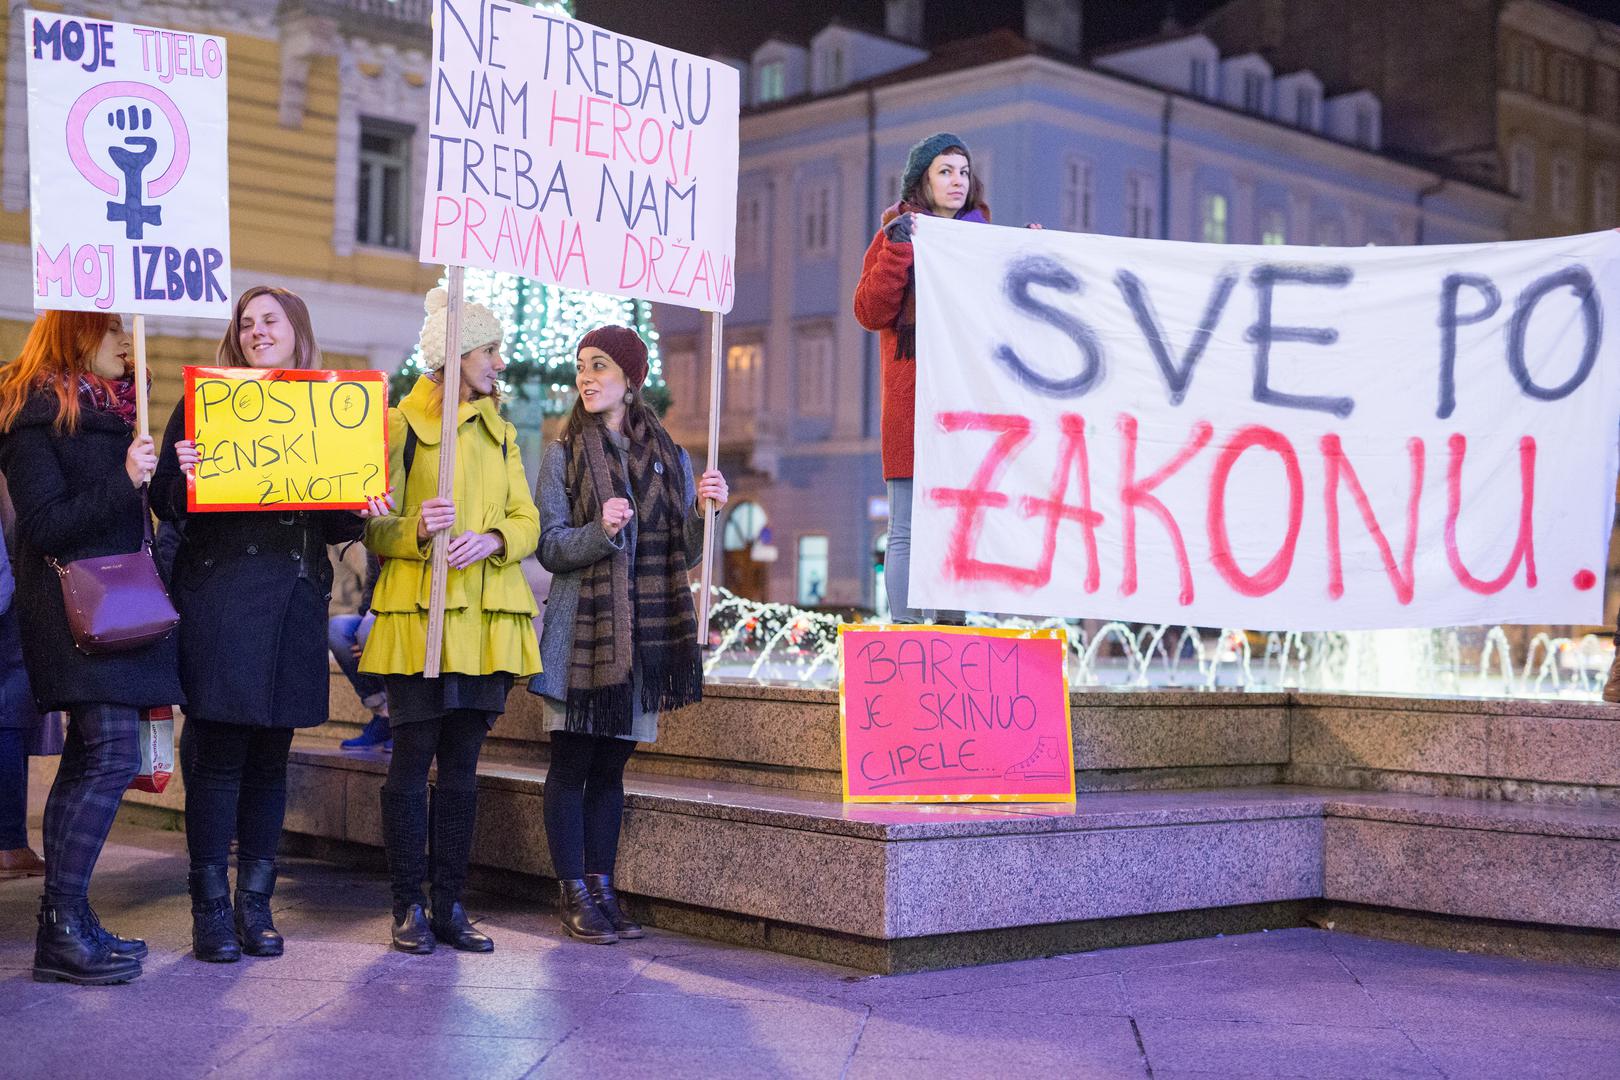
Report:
423,265,466,679
696,310,723,646
133,314,149,440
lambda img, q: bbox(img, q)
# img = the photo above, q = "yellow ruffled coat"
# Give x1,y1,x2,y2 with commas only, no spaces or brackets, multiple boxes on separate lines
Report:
359,377,541,677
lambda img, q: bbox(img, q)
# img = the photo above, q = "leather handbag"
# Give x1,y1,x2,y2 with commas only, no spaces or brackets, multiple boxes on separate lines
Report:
48,486,178,655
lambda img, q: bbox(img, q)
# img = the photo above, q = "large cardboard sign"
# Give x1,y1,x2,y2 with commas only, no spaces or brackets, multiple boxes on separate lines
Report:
421,2,740,312
910,218,1620,630
25,10,230,318
838,625,1075,803
185,368,388,512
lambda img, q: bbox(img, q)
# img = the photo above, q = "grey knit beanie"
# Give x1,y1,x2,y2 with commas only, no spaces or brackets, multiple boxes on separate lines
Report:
901,132,970,201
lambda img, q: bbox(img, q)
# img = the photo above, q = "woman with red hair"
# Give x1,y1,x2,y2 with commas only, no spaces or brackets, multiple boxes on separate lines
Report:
0,310,183,985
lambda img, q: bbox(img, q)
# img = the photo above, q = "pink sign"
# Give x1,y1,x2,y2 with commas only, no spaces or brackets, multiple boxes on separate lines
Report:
838,626,1075,803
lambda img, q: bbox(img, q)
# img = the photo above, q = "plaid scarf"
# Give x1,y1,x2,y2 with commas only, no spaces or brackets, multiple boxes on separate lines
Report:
883,199,990,360
44,373,139,429
563,410,703,735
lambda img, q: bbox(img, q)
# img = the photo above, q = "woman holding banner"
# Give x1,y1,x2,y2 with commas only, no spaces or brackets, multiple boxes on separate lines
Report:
532,325,726,944
854,133,992,623
357,287,540,955
153,286,365,964
0,310,181,985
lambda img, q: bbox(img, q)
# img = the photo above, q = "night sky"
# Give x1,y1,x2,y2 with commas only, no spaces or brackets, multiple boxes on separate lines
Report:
574,0,1620,62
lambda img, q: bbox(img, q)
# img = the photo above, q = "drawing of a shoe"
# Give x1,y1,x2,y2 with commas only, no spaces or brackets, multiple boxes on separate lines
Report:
1002,736,1067,781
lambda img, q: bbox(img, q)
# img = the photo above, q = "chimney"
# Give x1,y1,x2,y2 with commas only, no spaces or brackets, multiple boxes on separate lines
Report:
1025,0,1081,56
885,0,924,45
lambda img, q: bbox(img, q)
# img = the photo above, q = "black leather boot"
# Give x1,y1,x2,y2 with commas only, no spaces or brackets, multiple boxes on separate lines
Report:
34,899,141,985
428,786,490,951
234,858,284,957
430,901,493,952
83,905,148,960
558,879,617,944
189,866,242,963
584,873,644,939
391,903,435,954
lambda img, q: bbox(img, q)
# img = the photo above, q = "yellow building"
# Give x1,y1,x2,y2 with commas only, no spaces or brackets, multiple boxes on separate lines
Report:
1498,0,1620,239
0,0,440,421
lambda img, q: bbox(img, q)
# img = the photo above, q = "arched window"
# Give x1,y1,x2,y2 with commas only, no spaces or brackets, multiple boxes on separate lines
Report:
722,501,769,551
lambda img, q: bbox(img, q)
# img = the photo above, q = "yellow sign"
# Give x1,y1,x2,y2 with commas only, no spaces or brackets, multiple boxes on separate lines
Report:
185,366,388,511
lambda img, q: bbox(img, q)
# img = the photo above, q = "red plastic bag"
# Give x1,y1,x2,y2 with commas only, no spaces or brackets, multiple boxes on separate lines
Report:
130,705,175,793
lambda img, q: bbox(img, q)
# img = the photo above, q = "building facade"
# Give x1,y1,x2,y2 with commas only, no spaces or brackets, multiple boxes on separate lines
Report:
1197,0,1620,239
653,6,1513,611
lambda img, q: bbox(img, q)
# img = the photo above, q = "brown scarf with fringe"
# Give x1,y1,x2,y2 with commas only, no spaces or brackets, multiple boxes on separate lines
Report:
563,410,703,735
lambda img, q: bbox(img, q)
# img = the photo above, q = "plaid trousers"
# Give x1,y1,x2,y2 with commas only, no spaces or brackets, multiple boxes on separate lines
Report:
42,704,140,904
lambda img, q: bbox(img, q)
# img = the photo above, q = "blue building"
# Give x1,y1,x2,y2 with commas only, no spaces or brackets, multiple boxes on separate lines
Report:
653,0,1514,611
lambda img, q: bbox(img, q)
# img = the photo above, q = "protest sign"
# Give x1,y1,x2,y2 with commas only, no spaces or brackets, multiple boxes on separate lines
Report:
839,625,1075,803
420,2,740,312
25,9,230,318
909,219,1620,630
184,367,388,512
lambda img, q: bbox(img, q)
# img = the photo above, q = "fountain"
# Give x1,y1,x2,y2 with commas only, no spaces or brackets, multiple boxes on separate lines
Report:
695,585,1615,700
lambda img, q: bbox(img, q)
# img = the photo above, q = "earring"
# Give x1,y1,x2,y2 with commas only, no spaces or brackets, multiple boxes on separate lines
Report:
624,390,636,405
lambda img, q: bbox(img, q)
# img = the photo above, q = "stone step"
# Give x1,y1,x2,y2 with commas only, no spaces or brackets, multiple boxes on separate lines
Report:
280,739,1620,971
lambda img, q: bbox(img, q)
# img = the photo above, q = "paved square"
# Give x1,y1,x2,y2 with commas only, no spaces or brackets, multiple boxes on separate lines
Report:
1,824,1617,1079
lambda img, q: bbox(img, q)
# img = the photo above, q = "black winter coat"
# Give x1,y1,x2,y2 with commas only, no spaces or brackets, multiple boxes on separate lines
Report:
0,391,183,711
153,402,363,728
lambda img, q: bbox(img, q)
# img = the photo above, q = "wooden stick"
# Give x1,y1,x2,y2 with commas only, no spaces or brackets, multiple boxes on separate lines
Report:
696,309,723,646
423,265,466,679
133,314,149,439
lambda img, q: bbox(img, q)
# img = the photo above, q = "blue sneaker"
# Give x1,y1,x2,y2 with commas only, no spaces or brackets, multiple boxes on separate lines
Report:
342,713,392,751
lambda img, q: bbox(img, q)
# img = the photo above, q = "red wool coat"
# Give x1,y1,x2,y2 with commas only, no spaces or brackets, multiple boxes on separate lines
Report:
852,200,989,481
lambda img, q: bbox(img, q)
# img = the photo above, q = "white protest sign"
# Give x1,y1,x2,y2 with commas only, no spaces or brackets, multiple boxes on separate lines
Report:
910,218,1620,630
25,9,230,318
421,3,739,313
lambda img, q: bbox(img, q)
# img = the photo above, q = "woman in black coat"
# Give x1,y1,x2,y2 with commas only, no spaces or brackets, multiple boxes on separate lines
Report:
152,286,363,964
0,310,182,986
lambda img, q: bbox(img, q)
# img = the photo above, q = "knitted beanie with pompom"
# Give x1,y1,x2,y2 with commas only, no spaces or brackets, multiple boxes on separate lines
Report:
417,286,503,372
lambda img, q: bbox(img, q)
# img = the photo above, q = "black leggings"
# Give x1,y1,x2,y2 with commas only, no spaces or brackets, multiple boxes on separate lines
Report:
180,718,295,870
542,731,637,880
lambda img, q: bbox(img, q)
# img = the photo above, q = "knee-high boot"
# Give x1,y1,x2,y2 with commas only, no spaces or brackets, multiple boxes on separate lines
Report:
428,786,491,952
379,786,432,954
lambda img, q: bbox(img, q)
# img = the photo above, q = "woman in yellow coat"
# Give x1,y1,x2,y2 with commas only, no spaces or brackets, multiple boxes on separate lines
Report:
359,287,539,955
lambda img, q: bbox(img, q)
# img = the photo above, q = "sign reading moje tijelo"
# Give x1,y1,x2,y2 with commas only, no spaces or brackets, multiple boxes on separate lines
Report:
910,219,1620,630
25,9,230,318
838,626,1074,803
421,2,740,312
184,367,388,512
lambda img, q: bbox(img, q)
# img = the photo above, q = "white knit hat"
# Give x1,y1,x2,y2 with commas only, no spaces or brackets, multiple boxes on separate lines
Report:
417,286,503,372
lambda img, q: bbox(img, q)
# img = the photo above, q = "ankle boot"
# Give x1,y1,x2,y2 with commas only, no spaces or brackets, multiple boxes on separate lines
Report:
234,859,284,957
558,879,617,944
430,901,493,952
33,899,141,985
189,866,241,963
83,905,148,960
584,873,644,939
391,903,435,954
380,786,428,920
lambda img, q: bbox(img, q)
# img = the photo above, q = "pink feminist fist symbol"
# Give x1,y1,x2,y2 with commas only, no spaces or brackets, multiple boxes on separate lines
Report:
64,81,191,240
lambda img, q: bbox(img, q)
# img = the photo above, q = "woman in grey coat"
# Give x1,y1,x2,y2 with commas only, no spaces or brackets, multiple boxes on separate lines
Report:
531,325,727,943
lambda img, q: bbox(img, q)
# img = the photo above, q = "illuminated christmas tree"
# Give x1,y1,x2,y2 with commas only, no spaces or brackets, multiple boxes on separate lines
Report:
390,0,666,415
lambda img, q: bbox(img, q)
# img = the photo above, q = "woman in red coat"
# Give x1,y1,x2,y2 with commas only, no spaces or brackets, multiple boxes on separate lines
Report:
853,132,989,622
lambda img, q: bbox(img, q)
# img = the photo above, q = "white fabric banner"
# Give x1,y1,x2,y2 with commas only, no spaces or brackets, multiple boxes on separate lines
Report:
910,217,1620,630
421,3,740,312
25,9,231,318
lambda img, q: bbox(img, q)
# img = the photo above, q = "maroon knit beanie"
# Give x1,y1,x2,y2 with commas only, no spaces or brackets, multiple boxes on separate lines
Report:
577,325,649,389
